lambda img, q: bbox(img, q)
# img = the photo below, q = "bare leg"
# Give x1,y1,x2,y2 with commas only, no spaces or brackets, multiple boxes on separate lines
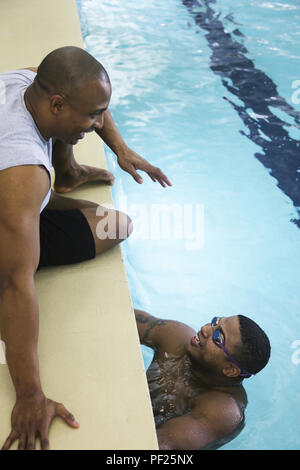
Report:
52,140,115,193
46,192,133,255
79,206,133,256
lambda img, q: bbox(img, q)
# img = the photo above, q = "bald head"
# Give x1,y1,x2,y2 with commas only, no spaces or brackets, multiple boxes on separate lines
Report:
34,46,110,100
25,47,111,144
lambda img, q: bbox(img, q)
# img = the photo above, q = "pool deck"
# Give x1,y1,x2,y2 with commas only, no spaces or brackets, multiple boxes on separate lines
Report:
0,0,158,450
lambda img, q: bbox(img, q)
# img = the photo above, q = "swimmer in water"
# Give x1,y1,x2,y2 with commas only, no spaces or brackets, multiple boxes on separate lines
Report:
134,309,271,450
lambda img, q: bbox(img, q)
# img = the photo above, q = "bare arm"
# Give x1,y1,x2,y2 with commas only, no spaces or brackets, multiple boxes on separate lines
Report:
96,110,172,187
21,67,171,187
157,392,243,450
0,166,47,398
0,166,78,450
95,109,127,158
134,309,170,349
134,309,195,352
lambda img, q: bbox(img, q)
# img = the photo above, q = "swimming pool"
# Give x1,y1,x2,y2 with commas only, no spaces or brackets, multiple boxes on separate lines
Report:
76,0,300,450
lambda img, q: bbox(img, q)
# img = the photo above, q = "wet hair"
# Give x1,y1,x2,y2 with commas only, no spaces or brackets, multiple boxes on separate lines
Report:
234,315,271,377
34,46,110,99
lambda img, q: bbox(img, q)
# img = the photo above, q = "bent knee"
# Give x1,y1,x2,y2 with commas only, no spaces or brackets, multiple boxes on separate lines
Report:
94,207,133,242
116,210,133,240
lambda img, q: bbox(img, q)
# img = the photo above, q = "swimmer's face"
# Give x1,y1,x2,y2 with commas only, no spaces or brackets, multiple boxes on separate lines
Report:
51,77,111,144
187,316,243,376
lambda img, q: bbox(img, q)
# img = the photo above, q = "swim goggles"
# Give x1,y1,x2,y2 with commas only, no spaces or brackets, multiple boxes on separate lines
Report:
211,316,254,378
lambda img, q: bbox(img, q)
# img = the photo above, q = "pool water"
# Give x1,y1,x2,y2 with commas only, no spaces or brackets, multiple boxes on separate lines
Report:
76,0,300,450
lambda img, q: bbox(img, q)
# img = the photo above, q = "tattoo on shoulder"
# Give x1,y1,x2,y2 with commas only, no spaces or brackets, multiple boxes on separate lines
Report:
136,313,169,346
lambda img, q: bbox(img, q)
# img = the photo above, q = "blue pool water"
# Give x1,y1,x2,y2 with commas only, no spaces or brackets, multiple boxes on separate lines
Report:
77,0,300,450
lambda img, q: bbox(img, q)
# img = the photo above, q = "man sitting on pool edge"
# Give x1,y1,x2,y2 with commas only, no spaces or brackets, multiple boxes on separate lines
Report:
134,309,271,450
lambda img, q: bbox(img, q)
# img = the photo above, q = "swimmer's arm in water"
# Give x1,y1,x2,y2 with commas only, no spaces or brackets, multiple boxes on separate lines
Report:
134,309,196,352
156,392,242,450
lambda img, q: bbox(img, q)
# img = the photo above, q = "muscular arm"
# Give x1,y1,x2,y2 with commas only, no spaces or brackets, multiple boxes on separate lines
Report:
0,166,79,450
134,309,170,349
95,111,171,187
135,310,243,450
134,309,196,352
157,393,243,450
0,166,49,398
22,67,171,187
95,109,127,157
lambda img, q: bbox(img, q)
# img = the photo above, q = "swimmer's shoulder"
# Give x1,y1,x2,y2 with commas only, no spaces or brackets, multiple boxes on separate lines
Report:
135,308,196,355
190,389,244,435
194,385,246,416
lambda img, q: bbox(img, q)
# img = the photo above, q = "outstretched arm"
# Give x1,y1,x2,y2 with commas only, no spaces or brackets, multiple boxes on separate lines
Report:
95,110,172,187
22,68,171,187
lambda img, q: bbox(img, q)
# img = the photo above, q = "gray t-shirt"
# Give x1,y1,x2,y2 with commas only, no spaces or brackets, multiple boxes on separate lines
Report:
0,69,52,212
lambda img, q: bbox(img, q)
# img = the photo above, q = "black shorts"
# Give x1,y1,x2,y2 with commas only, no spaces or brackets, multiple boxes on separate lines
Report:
38,209,96,269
